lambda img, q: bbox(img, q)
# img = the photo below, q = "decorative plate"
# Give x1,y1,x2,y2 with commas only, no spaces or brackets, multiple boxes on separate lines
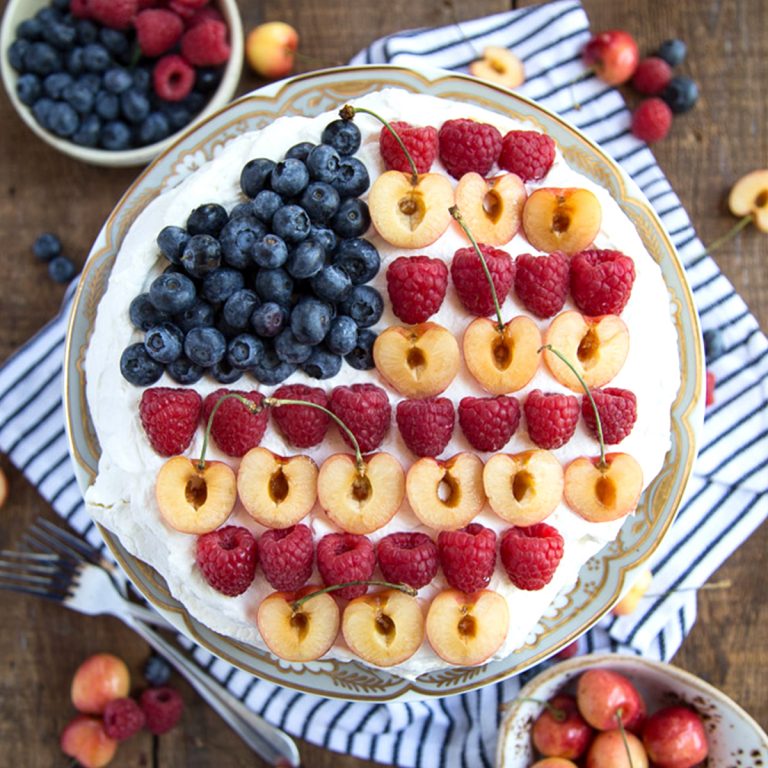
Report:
64,65,703,702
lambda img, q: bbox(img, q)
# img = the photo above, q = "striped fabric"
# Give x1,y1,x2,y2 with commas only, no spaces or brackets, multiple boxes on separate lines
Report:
1,2,766,765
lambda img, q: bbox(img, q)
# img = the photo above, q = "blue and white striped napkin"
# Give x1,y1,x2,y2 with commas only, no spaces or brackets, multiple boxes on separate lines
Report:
1,1,767,765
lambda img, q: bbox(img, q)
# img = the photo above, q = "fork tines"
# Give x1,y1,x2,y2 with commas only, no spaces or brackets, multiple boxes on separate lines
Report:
0,550,76,602
22,517,102,565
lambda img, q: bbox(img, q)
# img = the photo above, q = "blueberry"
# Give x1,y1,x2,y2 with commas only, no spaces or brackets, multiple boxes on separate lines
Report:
129,293,170,331
182,234,221,278
661,76,699,114
272,204,311,244
174,298,215,333
48,255,77,283
340,285,383,328
103,67,132,94
120,342,164,386
229,202,256,220
300,181,340,224
302,346,342,379
269,159,309,198
36,8,62,26
250,190,283,224
227,333,265,369
290,297,333,345
286,142,315,161
656,39,687,67
187,203,229,237
332,198,370,238
82,43,110,73
240,158,275,198
254,268,293,306
132,66,151,93
251,301,287,338
143,654,172,687
17,18,43,41
345,329,377,370
8,39,31,72
100,120,132,150
31,97,56,129
144,322,184,363
182,91,206,116
157,226,189,265
78,72,102,93
42,22,76,51
196,67,223,93
223,288,260,329
332,157,370,198
99,28,130,61
160,101,192,131
63,80,95,114
274,328,313,364
309,225,337,255
202,267,244,305
72,114,101,147
333,238,380,284
211,359,242,384
43,72,72,99
24,42,62,76
17,74,42,105
321,119,361,156
306,144,341,183
703,328,726,363
65,47,85,75
32,233,62,262
53,0,72,11
253,233,289,269
121,88,150,124
167,356,204,385
251,346,296,385
310,264,352,303
184,326,227,367
286,239,325,279
220,216,266,269
75,20,99,45
138,112,171,145
149,272,197,313
326,315,358,355
48,102,80,137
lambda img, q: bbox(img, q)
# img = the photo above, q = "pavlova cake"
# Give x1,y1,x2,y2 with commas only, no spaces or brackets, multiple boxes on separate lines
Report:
84,88,679,678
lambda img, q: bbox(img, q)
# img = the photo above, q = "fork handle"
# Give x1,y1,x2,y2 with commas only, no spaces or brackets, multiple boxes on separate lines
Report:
122,602,176,630
125,617,301,767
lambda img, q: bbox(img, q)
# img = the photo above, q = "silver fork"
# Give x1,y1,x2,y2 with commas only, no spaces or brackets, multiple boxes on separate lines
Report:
0,530,301,767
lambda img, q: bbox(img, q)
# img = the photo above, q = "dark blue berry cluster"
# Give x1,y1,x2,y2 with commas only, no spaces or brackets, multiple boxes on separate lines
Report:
121,118,383,387
32,231,78,283
8,3,222,151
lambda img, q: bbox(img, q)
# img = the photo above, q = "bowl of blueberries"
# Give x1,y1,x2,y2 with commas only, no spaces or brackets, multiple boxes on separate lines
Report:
1,0,243,166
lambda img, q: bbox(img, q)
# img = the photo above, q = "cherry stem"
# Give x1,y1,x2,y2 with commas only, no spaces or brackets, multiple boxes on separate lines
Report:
198,393,259,471
539,344,606,469
340,104,419,185
517,696,567,722
450,206,506,332
700,213,754,257
616,710,634,768
291,580,418,611
265,397,365,475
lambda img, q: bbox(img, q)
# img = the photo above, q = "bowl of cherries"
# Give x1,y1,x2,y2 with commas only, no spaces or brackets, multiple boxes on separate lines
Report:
497,653,768,768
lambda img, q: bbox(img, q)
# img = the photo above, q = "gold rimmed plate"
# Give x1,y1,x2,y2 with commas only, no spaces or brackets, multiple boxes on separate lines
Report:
64,65,703,702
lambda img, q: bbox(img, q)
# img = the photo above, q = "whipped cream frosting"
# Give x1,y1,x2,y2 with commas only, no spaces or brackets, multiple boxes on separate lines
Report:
85,88,680,679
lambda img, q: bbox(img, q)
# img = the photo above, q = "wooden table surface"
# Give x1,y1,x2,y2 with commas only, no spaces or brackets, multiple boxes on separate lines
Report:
1,0,766,764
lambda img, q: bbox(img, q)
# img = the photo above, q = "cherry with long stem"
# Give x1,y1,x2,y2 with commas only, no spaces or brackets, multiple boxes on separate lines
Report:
291,581,418,612
616,710,635,768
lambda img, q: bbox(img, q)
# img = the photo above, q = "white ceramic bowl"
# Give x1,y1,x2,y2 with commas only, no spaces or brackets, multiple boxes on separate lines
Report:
0,0,243,166
497,653,768,767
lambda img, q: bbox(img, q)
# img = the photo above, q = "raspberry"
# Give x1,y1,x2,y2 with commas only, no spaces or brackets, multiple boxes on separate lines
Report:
181,19,231,67
329,384,390,453
570,249,636,316
706,370,716,406
632,57,672,95
498,130,556,182
630,98,673,143
316,533,375,600
379,121,439,174
582,388,637,444
524,390,579,449
102,697,145,741
258,525,314,592
153,54,196,102
168,0,198,18
451,244,515,317
377,532,438,589
139,387,201,456
86,0,137,29
196,525,258,596
202,389,268,457
139,687,184,735
514,252,569,318
386,255,448,324
271,384,330,448
396,398,454,457
500,523,564,590
438,523,497,593
70,0,91,18
458,395,520,452
188,6,224,27
135,9,184,58
438,119,502,179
